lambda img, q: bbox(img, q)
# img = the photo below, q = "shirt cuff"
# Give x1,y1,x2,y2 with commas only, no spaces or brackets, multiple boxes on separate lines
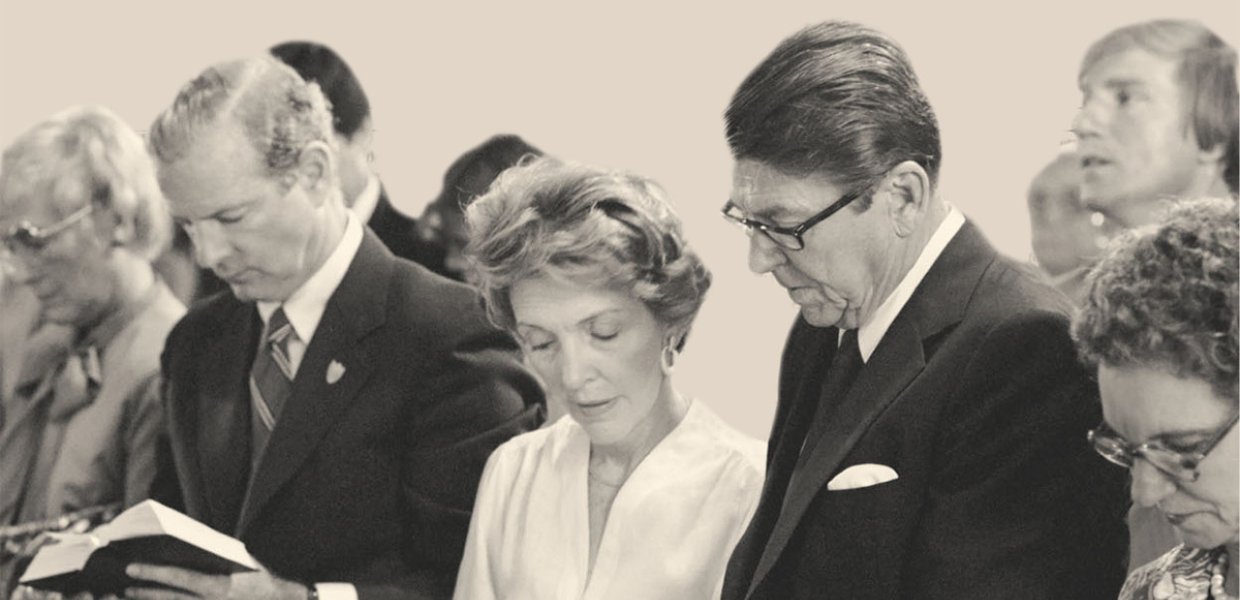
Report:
315,583,358,600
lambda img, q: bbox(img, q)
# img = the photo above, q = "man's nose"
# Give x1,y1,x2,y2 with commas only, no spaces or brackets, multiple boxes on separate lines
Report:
1129,459,1178,509
747,232,786,275
186,221,230,271
1071,98,1105,141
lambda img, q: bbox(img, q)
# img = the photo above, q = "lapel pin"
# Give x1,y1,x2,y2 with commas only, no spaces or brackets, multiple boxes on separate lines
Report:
326,360,346,385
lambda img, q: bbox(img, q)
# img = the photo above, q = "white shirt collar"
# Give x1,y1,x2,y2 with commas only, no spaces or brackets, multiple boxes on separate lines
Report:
349,174,382,224
257,213,365,344
853,206,965,362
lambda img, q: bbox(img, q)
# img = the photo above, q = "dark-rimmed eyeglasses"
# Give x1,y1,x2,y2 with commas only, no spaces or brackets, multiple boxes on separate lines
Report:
721,189,863,251
1087,412,1239,483
1,203,95,260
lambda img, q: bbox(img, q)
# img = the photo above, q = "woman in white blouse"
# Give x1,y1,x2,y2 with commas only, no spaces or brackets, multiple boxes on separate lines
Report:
454,157,765,600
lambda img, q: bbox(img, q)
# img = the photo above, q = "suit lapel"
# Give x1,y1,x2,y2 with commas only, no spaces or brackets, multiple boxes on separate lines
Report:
748,317,925,595
235,233,390,537
745,220,997,598
190,300,258,533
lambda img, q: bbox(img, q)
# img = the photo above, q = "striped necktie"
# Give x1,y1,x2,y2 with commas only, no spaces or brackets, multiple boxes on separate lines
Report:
250,308,296,453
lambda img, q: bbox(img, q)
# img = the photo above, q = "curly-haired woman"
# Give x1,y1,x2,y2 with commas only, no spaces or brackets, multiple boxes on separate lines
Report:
1074,198,1238,599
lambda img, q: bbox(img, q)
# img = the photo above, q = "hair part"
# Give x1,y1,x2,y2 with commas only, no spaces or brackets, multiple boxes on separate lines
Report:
464,156,711,351
725,20,942,208
1,105,171,260
148,56,335,180
1073,197,1239,401
1081,19,1239,194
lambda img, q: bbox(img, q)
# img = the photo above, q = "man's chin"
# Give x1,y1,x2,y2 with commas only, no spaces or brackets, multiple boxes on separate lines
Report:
226,281,266,303
1079,182,1123,213
799,305,849,329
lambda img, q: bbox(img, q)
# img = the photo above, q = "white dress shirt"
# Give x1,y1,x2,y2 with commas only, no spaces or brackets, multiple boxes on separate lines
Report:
854,206,965,361
348,175,382,225
254,213,364,600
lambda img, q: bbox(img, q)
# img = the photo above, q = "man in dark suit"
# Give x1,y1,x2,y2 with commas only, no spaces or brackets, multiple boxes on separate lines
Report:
132,56,544,600
270,40,441,272
718,22,1128,599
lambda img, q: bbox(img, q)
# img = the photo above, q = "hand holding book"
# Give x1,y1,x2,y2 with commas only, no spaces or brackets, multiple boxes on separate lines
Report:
123,563,311,600
18,501,260,596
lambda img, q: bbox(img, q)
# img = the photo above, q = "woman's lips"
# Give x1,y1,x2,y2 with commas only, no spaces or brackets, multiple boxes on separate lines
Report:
575,397,616,418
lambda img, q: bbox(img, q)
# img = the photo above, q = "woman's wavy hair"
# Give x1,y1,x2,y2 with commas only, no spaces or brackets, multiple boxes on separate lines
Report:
464,156,711,351
1073,197,1239,401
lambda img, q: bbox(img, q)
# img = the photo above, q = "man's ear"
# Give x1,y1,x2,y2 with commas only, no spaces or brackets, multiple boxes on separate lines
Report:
882,161,932,237
294,140,335,205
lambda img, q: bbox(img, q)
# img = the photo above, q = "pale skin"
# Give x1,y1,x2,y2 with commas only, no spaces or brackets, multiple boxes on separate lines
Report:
122,120,345,598
2,196,163,600
510,275,688,579
1072,47,1229,230
730,159,947,331
1099,365,1239,594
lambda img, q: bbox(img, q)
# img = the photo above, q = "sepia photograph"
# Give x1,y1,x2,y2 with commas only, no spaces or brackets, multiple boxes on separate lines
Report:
2,0,1237,597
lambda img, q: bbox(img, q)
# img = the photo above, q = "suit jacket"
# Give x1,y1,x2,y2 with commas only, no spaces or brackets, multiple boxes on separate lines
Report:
722,222,1129,600
0,280,184,593
152,231,545,600
367,186,449,279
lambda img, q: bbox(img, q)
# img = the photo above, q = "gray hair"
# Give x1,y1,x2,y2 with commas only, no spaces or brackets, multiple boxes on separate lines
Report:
148,55,335,180
0,105,171,259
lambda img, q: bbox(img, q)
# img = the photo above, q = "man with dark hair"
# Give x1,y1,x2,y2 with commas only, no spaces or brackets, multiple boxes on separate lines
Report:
270,40,438,268
132,56,543,600
719,21,1128,599
1070,18,1239,571
416,134,541,281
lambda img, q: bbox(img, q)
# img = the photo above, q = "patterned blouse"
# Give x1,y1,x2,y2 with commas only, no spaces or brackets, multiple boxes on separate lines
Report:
1120,544,1228,600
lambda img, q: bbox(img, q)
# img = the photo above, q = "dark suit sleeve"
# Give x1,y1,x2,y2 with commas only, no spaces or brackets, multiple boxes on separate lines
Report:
355,328,543,600
148,342,185,512
907,310,1128,599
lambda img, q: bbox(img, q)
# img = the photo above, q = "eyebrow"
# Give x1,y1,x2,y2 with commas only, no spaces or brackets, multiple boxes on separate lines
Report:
175,197,254,224
1098,77,1151,92
730,199,789,223
515,308,626,332
1107,422,1217,444
1079,74,1150,93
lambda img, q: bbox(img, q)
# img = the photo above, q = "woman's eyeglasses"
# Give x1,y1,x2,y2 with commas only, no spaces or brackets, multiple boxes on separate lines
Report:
1087,412,1239,483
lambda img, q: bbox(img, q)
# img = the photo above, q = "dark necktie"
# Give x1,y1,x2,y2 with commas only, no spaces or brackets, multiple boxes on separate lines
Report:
784,329,864,503
250,308,295,459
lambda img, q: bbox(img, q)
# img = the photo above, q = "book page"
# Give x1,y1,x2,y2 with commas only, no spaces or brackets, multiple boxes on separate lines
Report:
19,534,106,582
92,500,258,570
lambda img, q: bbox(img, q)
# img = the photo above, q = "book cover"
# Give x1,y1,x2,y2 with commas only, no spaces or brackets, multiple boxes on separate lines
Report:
19,500,259,595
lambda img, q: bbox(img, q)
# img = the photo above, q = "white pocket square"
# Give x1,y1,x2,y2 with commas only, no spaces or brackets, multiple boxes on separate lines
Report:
827,463,899,491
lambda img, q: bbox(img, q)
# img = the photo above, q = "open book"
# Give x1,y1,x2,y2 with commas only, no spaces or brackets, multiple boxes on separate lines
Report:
19,500,259,595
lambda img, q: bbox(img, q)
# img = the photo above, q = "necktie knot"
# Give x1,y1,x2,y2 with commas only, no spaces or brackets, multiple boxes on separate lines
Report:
267,308,294,346
835,329,862,371
252,307,296,439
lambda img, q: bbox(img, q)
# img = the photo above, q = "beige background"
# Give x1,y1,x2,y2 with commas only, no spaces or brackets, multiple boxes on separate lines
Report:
1,0,1236,439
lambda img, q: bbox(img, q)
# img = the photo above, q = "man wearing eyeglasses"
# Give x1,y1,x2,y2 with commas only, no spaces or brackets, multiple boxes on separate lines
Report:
128,56,544,600
0,106,186,595
719,22,1129,600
